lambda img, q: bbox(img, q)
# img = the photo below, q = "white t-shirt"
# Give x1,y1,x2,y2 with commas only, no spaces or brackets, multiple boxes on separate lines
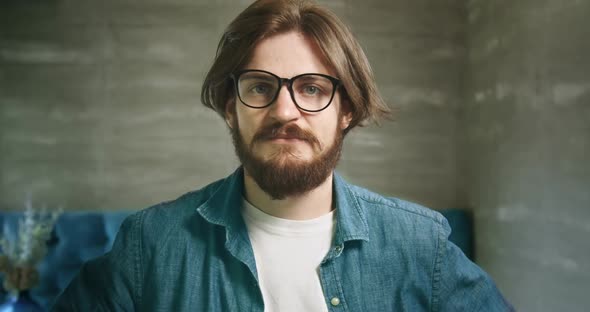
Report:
241,199,335,312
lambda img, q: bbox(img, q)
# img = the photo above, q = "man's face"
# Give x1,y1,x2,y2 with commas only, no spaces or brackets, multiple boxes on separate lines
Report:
226,31,351,199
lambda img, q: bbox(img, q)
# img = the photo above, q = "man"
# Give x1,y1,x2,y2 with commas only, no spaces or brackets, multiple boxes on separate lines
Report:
53,0,513,311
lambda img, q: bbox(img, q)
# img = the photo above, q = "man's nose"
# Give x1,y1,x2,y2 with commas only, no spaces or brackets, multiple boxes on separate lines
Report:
268,85,301,122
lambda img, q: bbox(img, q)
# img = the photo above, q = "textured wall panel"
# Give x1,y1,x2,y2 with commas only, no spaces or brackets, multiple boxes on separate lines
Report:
462,0,590,310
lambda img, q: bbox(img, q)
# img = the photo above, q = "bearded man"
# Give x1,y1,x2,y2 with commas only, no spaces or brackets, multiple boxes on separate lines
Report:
53,0,512,311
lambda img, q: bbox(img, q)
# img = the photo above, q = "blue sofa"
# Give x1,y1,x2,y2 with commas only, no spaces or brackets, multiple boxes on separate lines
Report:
0,209,473,310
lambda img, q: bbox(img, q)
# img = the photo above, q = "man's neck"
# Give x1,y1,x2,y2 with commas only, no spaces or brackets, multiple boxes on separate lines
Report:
243,170,334,220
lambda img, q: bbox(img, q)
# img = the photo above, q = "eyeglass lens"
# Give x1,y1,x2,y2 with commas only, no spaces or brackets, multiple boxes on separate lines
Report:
237,71,335,111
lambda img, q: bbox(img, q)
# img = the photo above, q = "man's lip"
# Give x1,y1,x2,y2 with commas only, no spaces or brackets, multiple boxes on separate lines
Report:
271,138,304,141
265,137,307,142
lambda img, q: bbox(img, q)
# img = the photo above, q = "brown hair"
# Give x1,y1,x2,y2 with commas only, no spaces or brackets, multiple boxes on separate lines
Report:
201,0,391,131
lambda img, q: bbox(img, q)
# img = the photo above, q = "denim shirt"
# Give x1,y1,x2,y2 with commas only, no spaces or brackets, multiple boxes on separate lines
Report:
52,167,513,311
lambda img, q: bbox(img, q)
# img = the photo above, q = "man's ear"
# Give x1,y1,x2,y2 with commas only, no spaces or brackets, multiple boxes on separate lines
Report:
339,103,353,131
225,97,236,129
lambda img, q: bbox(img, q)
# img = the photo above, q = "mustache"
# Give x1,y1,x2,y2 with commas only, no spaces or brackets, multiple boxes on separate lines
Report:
252,122,321,149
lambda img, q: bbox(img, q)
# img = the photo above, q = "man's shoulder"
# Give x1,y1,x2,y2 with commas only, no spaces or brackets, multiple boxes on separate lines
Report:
121,177,228,242
344,182,450,234
145,177,226,217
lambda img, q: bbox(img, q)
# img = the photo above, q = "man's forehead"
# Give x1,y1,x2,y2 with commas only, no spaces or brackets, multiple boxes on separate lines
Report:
242,31,337,78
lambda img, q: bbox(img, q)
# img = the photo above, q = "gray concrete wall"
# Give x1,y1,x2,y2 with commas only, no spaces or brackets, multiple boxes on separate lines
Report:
462,0,590,310
0,0,464,211
338,0,465,209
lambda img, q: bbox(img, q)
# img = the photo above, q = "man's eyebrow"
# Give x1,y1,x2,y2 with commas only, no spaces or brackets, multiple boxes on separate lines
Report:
241,73,275,81
297,75,325,81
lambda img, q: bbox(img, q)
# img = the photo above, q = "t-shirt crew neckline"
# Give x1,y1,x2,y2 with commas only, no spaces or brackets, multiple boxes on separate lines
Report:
241,198,335,237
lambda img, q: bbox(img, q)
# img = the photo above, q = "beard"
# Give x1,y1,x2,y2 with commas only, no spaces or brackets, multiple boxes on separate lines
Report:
230,119,344,200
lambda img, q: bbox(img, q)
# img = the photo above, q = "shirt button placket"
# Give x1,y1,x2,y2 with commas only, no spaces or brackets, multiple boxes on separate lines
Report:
320,246,346,310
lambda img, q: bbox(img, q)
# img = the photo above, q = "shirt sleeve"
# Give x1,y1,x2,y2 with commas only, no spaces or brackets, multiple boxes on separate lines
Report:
433,220,514,312
50,211,144,311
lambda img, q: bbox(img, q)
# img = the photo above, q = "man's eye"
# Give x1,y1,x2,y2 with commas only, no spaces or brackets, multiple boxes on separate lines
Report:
251,84,270,94
302,85,320,95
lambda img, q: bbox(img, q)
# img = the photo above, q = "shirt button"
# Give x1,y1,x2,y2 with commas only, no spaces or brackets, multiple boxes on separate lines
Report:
334,245,342,253
330,297,340,306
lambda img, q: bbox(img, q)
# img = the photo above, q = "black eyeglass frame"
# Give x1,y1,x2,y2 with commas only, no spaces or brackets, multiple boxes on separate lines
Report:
230,69,341,113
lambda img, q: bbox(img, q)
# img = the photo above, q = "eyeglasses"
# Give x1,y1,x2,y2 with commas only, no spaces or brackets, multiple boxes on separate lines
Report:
230,69,341,113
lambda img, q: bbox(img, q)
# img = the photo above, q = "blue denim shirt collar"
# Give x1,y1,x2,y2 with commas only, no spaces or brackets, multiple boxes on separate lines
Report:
332,172,370,245
195,167,370,248
195,167,257,277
